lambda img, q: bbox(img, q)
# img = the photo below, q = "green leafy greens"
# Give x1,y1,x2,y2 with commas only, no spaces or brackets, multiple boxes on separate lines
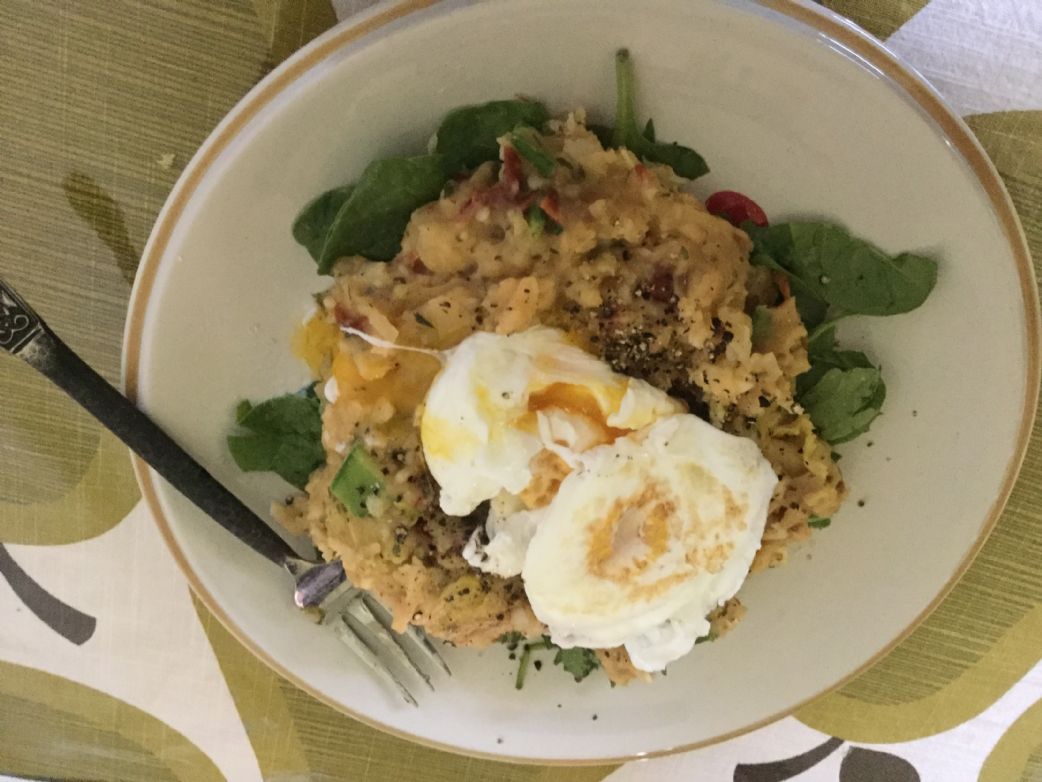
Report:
507,635,601,688
748,222,937,328
226,390,324,489
293,99,550,273
312,155,448,273
435,99,550,173
553,646,600,682
611,49,709,180
747,222,935,445
292,185,354,261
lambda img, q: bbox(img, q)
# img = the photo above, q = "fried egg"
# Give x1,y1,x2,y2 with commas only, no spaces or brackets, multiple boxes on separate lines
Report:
522,414,777,671
420,327,682,515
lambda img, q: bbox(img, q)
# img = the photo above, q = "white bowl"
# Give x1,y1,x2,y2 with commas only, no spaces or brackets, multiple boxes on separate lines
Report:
123,0,1039,763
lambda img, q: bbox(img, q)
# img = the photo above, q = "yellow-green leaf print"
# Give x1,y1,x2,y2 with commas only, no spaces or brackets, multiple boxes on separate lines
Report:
965,112,1042,264
0,0,322,545
0,662,223,782
192,597,617,782
820,0,930,40
250,0,338,70
979,695,1042,782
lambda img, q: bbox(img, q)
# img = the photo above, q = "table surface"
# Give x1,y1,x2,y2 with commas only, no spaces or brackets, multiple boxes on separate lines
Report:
1,1,1041,780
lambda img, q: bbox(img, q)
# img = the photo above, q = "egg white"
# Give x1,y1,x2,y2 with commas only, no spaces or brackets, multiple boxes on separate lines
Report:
521,414,777,671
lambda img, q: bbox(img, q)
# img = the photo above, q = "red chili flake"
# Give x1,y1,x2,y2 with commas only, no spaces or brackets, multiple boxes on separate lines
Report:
501,146,523,195
333,304,370,332
705,190,769,227
539,190,562,223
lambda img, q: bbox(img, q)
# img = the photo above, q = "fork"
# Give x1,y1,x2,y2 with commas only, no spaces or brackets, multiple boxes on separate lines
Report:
0,277,448,705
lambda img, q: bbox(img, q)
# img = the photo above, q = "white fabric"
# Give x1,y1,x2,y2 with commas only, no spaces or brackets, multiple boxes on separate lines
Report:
886,0,1042,117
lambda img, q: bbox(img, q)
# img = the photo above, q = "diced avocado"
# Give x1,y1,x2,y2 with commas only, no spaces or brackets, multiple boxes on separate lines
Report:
330,443,384,517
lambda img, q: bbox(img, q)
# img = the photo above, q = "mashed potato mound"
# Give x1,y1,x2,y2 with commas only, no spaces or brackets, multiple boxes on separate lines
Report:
276,112,846,684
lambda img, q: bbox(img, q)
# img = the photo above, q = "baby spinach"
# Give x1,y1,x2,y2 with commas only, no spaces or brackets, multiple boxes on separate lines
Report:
749,222,937,321
227,390,324,489
292,185,354,263
796,324,887,444
435,99,550,173
611,49,709,179
314,154,448,273
800,366,886,445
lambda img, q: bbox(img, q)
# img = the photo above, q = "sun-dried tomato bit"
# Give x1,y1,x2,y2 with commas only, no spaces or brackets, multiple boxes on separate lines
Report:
705,190,769,228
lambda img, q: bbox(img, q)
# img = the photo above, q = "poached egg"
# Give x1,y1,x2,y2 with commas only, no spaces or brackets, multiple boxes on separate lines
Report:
419,327,778,671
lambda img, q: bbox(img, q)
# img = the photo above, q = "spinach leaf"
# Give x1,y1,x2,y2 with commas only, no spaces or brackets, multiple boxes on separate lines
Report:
749,222,937,319
315,154,447,272
797,324,876,396
553,646,600,682
509,126,556,176
292,185,354,263
800,366,886,445
611,49,709,179
435,99,550,173
227,391,325,489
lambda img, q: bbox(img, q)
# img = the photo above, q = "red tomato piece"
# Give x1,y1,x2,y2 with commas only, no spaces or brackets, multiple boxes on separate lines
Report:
705,190,769,227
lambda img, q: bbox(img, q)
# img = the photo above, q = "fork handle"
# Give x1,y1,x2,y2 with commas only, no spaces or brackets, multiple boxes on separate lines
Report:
12,321,298,566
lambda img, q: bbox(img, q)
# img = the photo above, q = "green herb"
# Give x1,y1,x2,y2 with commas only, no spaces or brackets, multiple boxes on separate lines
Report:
312,155,447,273
749,222,937,323
808,517,832,529
525,204,547,237
751,306,773,348
553,646,600,682
414,312,434,328
292,185,354,263
330,443,385,517
509,126,556,176
515,638,551,690
611,49,709,179
226,391,324,489
513,636,600,688
498,631,524,647
694,630,718,645
435,99,550,173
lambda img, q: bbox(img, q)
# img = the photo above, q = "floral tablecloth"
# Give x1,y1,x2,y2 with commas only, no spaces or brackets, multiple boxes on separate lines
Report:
1,1,1040,780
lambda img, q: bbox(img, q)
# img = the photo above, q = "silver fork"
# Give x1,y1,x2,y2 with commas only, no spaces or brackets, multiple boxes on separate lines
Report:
0,277,448,705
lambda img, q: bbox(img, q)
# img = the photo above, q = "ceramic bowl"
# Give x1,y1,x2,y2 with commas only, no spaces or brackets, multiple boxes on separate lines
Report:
123,0,1039,762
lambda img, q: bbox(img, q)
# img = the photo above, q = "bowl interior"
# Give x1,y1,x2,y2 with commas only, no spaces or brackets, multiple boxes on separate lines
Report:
127,0,1034,761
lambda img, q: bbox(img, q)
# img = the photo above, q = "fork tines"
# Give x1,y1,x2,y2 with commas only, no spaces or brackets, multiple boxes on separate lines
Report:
327,589,450,705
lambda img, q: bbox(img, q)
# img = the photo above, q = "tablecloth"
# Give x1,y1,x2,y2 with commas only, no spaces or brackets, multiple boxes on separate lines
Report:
1,1,1040,780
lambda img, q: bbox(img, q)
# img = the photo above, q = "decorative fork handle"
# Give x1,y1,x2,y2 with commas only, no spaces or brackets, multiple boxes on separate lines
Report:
0,277,344,604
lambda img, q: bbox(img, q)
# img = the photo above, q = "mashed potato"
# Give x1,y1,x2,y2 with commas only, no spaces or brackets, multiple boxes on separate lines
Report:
276,111,846,683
